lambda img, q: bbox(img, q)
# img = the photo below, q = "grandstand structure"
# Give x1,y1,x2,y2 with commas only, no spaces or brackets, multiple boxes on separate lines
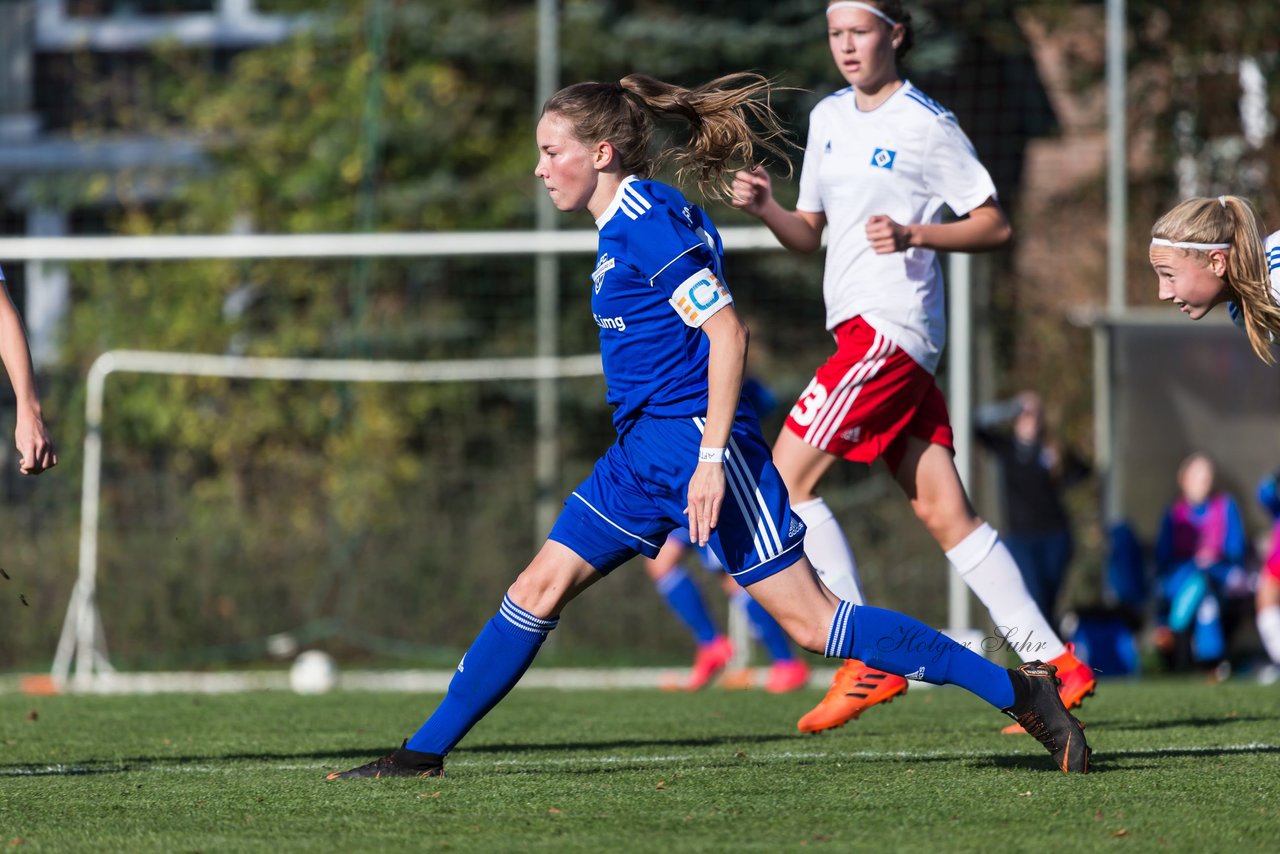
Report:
0,0,307,366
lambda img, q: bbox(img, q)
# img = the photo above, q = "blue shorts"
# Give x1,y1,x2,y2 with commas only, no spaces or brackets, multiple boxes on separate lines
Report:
548,415,806,587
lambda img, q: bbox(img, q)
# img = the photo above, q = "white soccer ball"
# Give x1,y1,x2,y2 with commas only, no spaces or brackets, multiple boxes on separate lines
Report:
289,650,338,695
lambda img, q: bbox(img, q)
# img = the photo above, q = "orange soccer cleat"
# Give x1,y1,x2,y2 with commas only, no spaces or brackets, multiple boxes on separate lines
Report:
796,659,908,733
1002,643,1097,733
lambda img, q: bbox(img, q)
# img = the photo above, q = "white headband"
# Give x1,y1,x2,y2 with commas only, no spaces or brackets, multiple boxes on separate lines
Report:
1151,238,1231,250
826,2,897,26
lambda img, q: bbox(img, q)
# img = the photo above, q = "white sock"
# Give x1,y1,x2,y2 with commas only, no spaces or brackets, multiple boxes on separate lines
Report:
946,522,1068,662
793,497,865,605
1258,605,1280,665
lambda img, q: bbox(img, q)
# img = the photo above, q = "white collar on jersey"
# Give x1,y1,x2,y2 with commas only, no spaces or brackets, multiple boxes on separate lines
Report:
594,175,643,230
849,78,912,114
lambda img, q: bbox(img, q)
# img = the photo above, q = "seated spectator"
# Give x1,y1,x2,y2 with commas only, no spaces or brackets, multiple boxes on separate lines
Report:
1153,452,1249,674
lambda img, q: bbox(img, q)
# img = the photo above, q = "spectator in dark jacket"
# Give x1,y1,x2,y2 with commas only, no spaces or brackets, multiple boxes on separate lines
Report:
975,391,1089,622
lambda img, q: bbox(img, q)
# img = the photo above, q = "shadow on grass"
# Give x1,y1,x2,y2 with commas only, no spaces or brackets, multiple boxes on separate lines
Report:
0,731,800,778
981,741,1280,774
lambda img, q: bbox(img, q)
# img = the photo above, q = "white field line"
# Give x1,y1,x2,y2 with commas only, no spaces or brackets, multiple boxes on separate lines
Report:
4,743,1277,778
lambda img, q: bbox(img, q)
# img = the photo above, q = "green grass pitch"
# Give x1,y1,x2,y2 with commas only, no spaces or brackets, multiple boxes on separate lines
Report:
2,677,1278,850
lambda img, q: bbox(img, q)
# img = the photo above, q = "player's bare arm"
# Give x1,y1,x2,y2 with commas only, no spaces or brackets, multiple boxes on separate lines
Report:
0,281,56,475
731,166,826,254
686,306,748,546
867,197,1011,255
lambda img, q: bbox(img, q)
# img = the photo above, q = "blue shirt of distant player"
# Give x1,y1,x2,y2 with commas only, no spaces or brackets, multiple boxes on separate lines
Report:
591,176,750,436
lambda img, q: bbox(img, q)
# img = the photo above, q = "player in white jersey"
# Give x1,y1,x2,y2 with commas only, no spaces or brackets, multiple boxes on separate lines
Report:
0,266,57,476
328,72,1090,780
1149,194,1280,682
731,0,1096,734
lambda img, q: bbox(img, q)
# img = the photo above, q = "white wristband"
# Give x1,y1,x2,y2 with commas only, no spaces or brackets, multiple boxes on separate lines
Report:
698,446,727,463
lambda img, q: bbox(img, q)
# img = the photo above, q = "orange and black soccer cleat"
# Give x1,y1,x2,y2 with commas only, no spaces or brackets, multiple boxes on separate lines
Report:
1002,643,1096,733
1002,661,1090,773
796,659,908,733
325,741,445,781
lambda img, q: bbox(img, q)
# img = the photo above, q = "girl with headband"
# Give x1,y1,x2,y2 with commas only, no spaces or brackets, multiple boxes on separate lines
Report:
731,0,1096,734
329,72,1090,779
1149,195,1280,363
1150,195,1280,683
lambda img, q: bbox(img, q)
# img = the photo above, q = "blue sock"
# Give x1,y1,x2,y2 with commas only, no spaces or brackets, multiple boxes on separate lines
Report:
826,602,1014,710
656,569,719,645
737,592,795,662
405,595,559,755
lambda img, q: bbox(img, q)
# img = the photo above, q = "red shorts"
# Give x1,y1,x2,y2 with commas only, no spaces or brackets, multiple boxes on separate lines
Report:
784,317,953,472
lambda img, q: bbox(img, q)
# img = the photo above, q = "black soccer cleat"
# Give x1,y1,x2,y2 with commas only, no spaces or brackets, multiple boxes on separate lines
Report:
1002,662,1091,774
325,741,445,780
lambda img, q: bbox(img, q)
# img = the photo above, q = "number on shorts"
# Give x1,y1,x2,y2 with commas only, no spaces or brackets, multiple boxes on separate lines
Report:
789,377,828,427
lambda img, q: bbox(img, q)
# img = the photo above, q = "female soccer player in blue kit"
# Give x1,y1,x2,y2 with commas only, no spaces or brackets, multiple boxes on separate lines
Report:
328,73,1089,780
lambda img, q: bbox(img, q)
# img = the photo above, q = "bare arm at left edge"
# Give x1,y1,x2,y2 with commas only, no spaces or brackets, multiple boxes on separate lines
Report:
0,280,56,475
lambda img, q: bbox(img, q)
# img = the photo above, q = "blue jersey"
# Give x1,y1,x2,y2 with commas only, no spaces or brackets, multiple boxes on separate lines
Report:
549,178,808,584
591,176,745,435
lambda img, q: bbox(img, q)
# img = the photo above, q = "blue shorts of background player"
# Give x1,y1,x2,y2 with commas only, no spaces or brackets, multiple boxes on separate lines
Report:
648,524,813,693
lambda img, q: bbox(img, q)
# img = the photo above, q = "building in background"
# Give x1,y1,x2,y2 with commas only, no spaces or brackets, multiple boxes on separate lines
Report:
0,0,305,365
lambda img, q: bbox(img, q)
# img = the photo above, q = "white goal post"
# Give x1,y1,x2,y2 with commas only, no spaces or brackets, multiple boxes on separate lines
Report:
53,348,605,690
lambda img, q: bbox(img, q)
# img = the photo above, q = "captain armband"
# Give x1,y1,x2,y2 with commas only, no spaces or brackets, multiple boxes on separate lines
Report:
668,269,733,328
